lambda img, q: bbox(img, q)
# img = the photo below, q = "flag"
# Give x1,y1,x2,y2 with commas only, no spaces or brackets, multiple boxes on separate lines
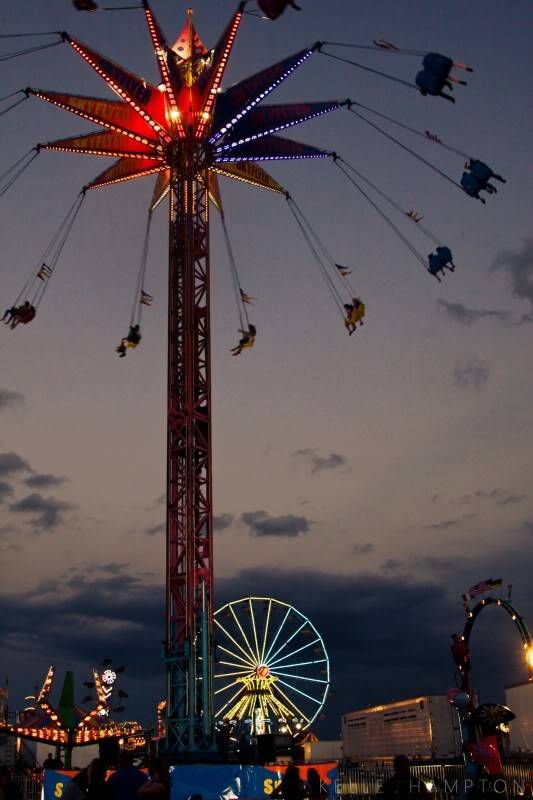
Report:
373,39,399,51
425,130,443,144
37,263,52,281
239,288,255,305
335,263,352,277
462,578,502,602
406,210,423,223
140,291,153,307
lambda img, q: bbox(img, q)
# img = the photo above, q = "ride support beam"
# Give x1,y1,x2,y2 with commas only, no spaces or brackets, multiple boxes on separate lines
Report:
165,139,215,759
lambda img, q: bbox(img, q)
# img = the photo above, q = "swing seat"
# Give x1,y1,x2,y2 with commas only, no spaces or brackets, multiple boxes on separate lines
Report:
126,339,140,349
241,338,255,349
347,303,365,326
469,161,493,185
428,254,443,275
436,246,453,265
416,70,448,96
73,0,98,10
353,304,365,323
461,172,482,197
257,0,300,21
422,53,453,80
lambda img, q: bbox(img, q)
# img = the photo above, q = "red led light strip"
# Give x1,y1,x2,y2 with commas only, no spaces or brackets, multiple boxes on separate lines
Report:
31,91,157,147
41,144,164,160
144,5,186,140
196,12,242,139
211,166,285,195
67,39,172,144
88,165,165,191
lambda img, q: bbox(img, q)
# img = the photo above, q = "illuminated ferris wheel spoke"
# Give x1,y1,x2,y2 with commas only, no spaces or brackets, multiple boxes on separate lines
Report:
260,598,273,664
229,603,259,664
269,658,328,670
266,619,308,664
274,684,311,724
214,679,246,696
214,666,252,678
226,690,250,721
269,636,321,668
214,685,247,718
262,605,291,664
248,597,262,663
269,690,296,720
270,670,329,685
216,646,255,669
215,620,257,667
276,677,323,705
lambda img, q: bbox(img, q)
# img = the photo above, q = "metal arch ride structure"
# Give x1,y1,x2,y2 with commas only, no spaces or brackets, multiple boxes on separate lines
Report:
455,596,533,696
27,2,345,759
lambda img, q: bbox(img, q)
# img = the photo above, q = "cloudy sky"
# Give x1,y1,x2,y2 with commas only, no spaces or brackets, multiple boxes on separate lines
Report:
0,0,532,737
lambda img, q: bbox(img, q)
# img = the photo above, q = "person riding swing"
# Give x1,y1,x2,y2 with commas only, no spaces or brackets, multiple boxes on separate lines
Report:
116,324,142,358
231,323,257,355
344,297,365,335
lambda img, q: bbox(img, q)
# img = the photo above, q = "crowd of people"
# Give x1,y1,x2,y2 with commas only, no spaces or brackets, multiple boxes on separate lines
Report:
58,753,170,799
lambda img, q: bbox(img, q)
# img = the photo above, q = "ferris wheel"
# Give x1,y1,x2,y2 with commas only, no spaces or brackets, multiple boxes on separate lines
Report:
214,597,329,736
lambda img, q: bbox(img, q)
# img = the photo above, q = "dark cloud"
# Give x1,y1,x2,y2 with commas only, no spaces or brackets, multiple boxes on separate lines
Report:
353,542,375,555
9,492,76,531
0,389,25,411
293,448,349,475
382,558,404,572
492,239,533,320
462,489,525,506
145,523,164,536
496,495,525,506
145,494,165,512
96,562,129,575
424,514,474,531
0,452,31,478
25,473,67,489
0,570,165,723
1,556,532,737
241,510,312,537
453,358,490,390
0,481,14,504
437,299,508,326
214,513,234,531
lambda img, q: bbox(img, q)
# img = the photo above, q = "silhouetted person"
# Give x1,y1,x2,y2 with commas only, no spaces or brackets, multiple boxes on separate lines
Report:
307,768,327,800
42,753,57,770
63,769,88,800
107,752,148,800
87,758,113,800
381,755,430,800
138,759,170,798
272,766,305,800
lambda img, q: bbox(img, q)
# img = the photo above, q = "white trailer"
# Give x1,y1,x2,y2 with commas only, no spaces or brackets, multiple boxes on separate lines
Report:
342,695,462,763
505,681,533,754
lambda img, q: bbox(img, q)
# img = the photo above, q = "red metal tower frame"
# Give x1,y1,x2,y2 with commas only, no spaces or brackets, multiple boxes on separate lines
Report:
28,0,342,760
166,141,215,753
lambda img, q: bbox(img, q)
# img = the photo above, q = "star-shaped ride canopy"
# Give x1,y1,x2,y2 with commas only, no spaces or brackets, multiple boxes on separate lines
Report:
27,1,344,206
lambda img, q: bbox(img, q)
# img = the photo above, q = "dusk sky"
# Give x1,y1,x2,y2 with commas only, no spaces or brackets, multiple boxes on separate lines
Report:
1,0,532,738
